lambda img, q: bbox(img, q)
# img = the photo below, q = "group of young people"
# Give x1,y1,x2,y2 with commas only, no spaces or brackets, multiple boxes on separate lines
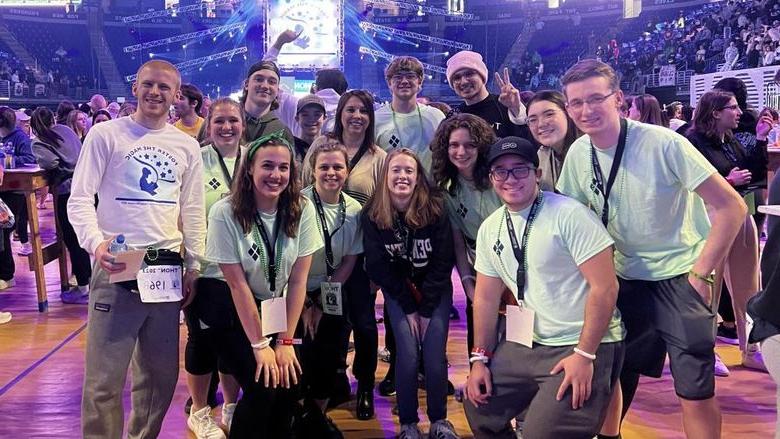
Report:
60,33,776,439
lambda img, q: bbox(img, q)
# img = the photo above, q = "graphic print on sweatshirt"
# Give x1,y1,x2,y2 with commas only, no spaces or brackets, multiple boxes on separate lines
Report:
384,237,432,269
119,145,181,204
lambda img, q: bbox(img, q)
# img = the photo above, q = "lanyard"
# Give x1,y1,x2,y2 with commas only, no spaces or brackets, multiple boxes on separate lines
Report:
212,144,240,186
590,118,628,227
391,105,424,150
252,211,283,293
392,215,415,268
312,189,346,278
720,139,740,167
503,191,543,302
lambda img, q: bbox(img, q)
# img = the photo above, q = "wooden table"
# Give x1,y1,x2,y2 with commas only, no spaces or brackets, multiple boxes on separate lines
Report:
1,166,68,312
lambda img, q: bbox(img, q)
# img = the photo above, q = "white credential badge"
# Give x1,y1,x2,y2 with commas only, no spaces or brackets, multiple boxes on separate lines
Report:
137,265,183,303
321,281,343,316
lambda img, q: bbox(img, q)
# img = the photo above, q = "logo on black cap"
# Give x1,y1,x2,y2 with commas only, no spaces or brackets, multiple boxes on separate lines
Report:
501,142,517,150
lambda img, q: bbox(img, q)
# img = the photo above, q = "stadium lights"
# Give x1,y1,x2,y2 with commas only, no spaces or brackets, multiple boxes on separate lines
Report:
121,0,234,23
125,47,249,82
123,22,246,53
359,46,447,75
366,0,475,19
359,21,472,50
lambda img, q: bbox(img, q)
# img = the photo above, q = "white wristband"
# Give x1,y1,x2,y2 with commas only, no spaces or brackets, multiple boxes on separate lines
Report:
469,354,489,364
251,337,271,350
573,347,596,361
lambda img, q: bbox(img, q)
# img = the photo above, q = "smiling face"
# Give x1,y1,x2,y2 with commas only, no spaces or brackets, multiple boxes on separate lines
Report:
564,76,623,137
387,71,423,102
250,145,291,204
528,100,569,149
386,153,418,203
340,96,370,137
490,155,541,211
450,68,486,103
296,105,325,140
244,69,279,109
314,150,349,194
447,127,479,177
132,64,180,123
209,103,244,151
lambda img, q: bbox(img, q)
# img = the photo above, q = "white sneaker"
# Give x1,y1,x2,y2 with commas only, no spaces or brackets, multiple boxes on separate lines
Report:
221,402,236,433
17,242,32,256
0,278,16,291
187,405,226,439
429,419,460,439
742,346,768,372
714,353,730,377
0,311,11,324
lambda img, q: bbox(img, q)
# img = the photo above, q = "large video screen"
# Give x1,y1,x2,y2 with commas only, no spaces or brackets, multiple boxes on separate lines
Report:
264,0,343,70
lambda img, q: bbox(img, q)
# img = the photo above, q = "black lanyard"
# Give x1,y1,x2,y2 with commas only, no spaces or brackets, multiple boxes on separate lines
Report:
392,215,415,267
590,118,628,227
212,145,240,186
312,189,346,278
720,139,740,167
253,211,281,292
504,191,543,302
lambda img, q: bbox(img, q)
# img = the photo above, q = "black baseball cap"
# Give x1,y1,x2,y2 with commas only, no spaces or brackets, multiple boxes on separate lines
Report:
487,136,539,168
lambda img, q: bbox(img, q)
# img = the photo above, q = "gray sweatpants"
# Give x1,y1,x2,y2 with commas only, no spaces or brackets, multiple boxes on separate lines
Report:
464,340,624,439
81,267,181,439
762,335,780,439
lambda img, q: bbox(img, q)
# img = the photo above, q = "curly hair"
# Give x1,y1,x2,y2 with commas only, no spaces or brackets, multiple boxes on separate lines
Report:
430,113,496,194
230,138,303,238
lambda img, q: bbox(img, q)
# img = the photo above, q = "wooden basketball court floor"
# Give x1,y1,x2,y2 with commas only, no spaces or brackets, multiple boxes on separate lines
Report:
0,203,776,438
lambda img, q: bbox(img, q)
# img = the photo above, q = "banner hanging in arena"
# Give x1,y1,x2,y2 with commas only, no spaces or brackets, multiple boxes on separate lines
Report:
658,65,676,87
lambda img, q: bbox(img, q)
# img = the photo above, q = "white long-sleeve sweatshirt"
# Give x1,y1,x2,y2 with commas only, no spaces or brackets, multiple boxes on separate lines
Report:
68,116,206,270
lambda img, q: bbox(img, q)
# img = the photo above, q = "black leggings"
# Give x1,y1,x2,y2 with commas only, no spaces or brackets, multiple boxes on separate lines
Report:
57,193,91,286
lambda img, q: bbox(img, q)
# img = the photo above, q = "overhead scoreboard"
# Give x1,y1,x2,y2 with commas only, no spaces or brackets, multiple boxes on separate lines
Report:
264,0,344,71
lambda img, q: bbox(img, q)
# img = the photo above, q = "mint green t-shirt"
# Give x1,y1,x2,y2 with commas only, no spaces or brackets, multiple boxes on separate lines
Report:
375,103,445,173
205,197,324,302
556,119,716,281
444,176,503,264
200,144,244,280
301,186,364,291
475,192,624,346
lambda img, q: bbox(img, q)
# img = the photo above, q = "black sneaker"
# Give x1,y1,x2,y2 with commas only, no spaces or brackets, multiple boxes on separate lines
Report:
717,323,739,345
378,376,396,396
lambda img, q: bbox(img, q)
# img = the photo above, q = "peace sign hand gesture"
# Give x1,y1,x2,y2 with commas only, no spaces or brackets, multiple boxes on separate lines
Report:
495,67,523,117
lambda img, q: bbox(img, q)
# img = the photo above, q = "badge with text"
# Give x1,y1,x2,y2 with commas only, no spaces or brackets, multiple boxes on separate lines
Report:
261,297,288,336
136,265,183,303
506,304,535,348
320,282,343,316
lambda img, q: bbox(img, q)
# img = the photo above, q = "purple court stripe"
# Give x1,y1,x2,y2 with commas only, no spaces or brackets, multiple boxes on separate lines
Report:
0,322,87,398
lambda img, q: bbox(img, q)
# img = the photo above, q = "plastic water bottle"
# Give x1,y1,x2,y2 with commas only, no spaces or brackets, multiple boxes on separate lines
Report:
108,234,128,254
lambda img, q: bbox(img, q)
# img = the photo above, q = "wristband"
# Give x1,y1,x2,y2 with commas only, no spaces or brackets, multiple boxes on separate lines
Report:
469,355,490,365
250,337,271,351
470,347,493,359
689,270,715,286
573,347,596,361
461,275,476,284
277,338,302,346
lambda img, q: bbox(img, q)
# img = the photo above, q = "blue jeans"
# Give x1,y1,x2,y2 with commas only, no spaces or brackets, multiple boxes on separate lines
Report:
385,292,452,425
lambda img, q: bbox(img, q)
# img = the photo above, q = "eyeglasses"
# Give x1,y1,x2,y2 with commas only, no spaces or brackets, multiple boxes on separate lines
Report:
719,104,740,111
565,91,617,111
390,72,420,83
490,166,535,182
527,109,561,127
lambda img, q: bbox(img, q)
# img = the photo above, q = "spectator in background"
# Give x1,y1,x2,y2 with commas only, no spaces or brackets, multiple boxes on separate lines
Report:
666,101,687,131
200,95,211,119
15,109,31,138
56,100,76,125
88,94,107,116
118,102,136,117
724,41,739,70
92,109,111,126
106,102,120,120
66,110,88,143
628,94,669,127
173,83,205,140
0,106,37,285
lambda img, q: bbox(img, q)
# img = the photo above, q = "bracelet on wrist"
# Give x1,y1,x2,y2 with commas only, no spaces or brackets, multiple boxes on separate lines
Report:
573,347,596,361
470,347,493,359
469,355,490,365
277,338,302,346
250,337,272,351
689,270,715,286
